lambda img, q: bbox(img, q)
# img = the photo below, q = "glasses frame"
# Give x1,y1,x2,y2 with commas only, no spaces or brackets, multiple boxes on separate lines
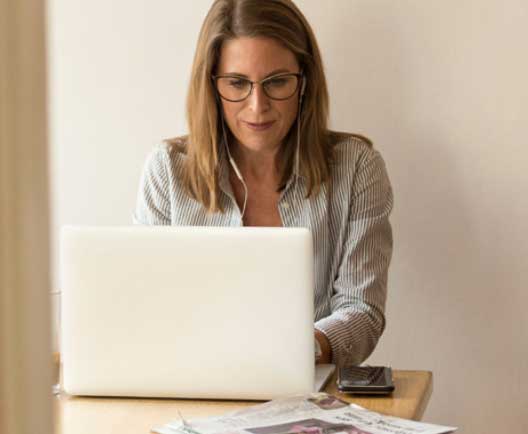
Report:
212,72,303,102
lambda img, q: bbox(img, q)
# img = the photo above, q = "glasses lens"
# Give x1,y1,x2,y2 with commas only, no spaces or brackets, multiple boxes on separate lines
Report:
263,75,299,99
216,77,252,101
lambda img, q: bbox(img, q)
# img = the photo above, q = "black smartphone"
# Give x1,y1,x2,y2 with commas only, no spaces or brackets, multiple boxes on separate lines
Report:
337,366,394,394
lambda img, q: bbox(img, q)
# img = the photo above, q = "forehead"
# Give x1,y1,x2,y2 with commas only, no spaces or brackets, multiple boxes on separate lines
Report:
217,36,299,77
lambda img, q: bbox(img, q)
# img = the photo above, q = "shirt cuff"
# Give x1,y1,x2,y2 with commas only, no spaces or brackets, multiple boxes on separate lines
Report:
315,309,383,367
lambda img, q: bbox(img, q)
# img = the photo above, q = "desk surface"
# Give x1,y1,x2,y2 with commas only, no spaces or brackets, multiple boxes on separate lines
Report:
53,356,432,434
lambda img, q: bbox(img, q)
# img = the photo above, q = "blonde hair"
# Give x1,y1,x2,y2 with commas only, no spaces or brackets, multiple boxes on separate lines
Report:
172,0,334,213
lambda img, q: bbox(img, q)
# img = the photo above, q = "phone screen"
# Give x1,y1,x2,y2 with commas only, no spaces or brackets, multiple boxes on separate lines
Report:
337,366,394,393
339,366,388,386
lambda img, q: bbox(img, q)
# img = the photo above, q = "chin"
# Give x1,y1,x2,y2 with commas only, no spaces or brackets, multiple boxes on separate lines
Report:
242,137,280,152
235,130,284,152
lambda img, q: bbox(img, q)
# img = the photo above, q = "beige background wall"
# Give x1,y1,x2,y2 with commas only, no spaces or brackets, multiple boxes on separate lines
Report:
47,1,528,433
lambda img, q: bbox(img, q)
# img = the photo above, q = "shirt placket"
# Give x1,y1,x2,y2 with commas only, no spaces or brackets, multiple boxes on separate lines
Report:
278,176,304,227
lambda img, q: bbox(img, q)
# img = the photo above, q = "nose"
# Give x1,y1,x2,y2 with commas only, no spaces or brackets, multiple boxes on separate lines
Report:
247,82,271,113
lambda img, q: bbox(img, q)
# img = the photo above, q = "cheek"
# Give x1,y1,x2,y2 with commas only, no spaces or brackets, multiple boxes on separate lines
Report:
221,103,238,128
278,100,299,128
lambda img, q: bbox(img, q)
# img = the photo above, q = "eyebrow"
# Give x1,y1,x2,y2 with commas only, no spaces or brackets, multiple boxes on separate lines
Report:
220,68,293,78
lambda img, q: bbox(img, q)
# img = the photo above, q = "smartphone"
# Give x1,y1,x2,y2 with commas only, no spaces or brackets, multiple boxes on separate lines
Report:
337,366,394,394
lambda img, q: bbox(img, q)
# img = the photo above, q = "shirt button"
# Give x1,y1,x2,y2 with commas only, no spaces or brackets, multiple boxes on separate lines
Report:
281,202,290,209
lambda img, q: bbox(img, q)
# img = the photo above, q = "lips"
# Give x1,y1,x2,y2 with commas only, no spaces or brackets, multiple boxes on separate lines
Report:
243,121,275,131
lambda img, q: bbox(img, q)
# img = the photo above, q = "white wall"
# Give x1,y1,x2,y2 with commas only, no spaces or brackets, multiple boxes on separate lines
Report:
47,1,528,433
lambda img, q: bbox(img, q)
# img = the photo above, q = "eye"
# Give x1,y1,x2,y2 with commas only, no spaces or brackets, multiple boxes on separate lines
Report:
266,77,289,88
227,78,248,89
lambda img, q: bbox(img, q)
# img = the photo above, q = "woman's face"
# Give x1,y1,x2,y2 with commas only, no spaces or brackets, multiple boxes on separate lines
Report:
216,36,301,154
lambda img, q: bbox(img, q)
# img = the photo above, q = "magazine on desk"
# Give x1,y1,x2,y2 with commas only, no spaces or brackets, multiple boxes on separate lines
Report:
152,393,457,434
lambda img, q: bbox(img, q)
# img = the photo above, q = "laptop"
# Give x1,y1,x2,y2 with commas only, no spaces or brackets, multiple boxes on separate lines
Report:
60,226,335,400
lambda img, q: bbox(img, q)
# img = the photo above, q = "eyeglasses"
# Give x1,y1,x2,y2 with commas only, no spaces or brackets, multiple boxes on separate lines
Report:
212,73,303,102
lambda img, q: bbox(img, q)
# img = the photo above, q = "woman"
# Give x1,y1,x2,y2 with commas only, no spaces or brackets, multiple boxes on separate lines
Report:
134,0,393,367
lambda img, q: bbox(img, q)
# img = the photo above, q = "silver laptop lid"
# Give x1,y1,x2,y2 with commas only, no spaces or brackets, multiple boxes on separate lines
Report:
60,226,315,399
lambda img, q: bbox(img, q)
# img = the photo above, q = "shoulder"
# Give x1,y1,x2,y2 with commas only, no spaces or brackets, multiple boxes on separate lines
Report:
142,135,189,176
327,130,385,173
163,135,189,155
160,134,189,162
325,131,392,206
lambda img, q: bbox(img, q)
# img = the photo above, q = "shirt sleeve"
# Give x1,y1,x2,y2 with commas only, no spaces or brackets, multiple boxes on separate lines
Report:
315,148,394,366
133,144,172,225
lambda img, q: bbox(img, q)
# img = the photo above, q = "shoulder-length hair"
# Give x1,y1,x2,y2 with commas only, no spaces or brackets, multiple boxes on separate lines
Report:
173,0,332,213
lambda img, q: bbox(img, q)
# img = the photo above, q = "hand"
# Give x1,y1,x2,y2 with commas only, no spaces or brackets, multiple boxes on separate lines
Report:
314,329,332,364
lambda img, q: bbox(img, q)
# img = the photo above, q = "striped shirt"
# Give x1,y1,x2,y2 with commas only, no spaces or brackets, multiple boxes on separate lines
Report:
133,132,394,366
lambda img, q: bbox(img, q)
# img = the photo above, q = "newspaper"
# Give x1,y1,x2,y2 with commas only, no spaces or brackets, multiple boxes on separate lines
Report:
152,393,456,434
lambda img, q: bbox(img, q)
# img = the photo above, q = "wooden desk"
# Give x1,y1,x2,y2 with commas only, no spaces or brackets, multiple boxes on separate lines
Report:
53,355,432,434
